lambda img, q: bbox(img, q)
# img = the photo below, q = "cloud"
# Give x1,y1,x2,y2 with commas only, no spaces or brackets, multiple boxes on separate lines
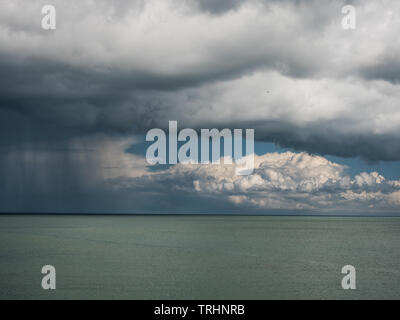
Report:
362,53,400,84
1,0,400,213
114,151,400,211
0,133,145,195
191,0,246,15
1,0,400,161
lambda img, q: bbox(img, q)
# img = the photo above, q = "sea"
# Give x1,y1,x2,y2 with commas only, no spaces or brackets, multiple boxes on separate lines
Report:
0,215,399,299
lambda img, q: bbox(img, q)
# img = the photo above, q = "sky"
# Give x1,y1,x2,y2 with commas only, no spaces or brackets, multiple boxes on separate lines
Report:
1,0,400,214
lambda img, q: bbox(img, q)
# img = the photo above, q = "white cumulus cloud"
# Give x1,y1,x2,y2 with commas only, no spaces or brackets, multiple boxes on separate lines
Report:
115,151,400,211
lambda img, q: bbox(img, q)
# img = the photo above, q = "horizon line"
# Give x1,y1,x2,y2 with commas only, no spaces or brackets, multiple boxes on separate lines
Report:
1,212,400,218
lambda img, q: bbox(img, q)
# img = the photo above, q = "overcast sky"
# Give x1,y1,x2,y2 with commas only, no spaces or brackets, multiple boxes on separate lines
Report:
1,0,400,214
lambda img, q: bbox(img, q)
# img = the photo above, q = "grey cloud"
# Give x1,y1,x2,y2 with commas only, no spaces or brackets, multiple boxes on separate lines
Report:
195,0,245,14
362,55,400,84
252,120,400,162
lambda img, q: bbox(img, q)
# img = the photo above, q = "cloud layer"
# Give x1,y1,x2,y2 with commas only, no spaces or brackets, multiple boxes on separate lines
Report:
1,0,400,213
1,0,400,161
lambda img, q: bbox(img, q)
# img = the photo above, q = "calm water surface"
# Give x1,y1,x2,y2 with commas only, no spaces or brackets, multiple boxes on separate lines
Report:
0,215,399,299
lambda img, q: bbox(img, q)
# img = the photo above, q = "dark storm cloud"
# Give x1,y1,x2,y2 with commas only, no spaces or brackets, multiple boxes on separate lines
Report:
195,0,245,14
2,50,400,162
361,55,400,84
252,120,400,162
1,1,400,170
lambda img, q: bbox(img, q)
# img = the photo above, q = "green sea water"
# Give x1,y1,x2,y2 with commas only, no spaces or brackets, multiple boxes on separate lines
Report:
0,215,399,299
